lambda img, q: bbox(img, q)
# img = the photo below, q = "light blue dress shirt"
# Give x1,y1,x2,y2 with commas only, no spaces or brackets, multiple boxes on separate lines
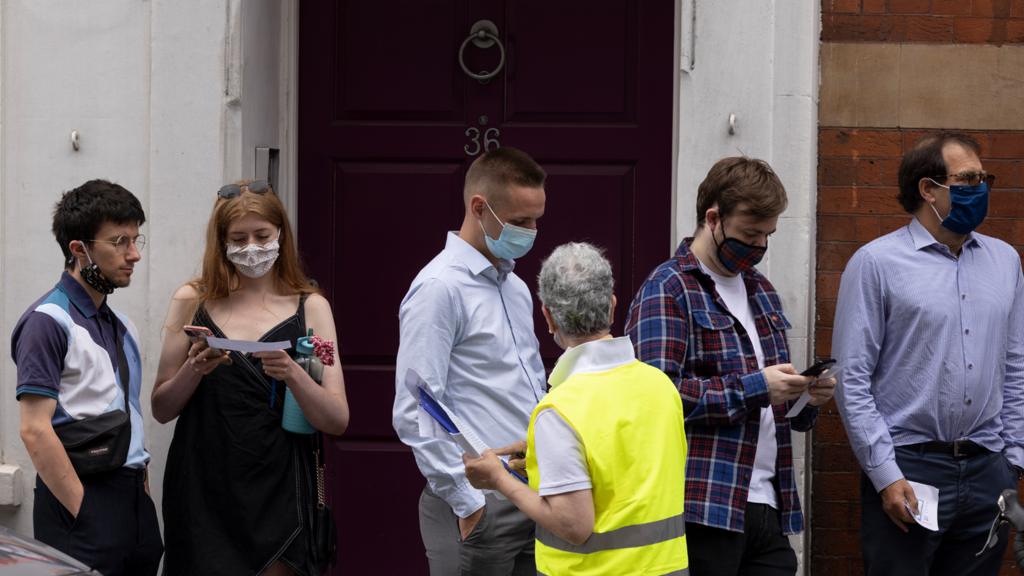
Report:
393,232,547,517
833,217,1024,491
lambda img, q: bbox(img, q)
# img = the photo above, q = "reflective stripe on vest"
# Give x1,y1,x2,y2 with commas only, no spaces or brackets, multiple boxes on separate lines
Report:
539,568,689,576
535,512,686,554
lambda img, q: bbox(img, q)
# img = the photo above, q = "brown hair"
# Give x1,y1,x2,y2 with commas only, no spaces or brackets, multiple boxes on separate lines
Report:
463,147,546,208
695,157,788,226
897,132,981,213
189,181,316,306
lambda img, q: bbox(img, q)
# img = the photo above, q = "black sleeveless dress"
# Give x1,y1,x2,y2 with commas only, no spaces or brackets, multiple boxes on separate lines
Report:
163,296,317,576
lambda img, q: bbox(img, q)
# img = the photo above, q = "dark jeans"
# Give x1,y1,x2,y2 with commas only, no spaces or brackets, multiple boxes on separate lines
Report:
687,503,798,576
34,468,163,576
861,446,1017,576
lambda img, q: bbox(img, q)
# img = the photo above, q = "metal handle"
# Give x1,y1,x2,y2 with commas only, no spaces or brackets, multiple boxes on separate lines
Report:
458,20,506,82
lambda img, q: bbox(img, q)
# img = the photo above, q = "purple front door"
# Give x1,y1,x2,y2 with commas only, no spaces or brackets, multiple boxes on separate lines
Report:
298,2,676,573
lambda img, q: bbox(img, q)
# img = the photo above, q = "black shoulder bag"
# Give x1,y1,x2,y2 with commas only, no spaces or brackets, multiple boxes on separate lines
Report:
311,432,338,571
53,316,132,475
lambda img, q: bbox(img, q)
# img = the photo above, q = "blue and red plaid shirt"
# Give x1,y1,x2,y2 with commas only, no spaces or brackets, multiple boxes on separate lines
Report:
624,239,817,535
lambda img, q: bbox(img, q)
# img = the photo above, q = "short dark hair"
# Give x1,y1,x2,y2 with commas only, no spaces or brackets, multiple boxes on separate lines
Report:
695,157,787,226
897,132,981,213
464,147,546,207
53,179,146,268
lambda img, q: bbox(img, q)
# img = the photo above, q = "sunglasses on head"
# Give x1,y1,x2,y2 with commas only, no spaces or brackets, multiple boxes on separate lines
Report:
217,180,271,199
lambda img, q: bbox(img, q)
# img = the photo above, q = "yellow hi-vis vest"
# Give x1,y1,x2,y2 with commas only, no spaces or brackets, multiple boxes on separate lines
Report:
525,359,688,576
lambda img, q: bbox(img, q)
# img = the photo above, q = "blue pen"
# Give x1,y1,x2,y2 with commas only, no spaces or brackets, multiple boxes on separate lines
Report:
269,379,278,408
502,459,529,484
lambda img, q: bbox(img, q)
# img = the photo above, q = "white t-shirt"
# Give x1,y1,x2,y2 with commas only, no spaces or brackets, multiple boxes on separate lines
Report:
701,263,779,509
531,336,638,496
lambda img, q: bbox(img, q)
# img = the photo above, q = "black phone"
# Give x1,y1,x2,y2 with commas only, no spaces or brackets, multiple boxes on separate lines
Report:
801,358,836,377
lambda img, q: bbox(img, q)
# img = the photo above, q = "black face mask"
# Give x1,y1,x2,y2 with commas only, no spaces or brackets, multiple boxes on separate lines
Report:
80,246,117,295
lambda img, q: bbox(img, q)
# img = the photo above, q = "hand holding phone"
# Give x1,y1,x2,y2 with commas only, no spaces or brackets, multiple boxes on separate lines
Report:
183,325,213,341
801,358,836,378
183,325,231,365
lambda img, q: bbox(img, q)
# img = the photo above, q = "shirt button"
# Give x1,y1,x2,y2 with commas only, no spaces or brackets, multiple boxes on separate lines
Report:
961,294,967,300
965,329,970,335
965,398,973,405
968,363,974,370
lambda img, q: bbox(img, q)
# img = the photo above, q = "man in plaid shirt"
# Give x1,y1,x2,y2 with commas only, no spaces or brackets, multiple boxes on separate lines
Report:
625,157,836,576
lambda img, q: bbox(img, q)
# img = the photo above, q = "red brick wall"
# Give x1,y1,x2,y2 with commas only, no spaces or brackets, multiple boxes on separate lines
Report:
813,129,1024,574
822,0,1024,43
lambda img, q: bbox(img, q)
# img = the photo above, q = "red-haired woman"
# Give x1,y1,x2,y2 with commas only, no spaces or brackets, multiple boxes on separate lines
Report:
152,181,349,576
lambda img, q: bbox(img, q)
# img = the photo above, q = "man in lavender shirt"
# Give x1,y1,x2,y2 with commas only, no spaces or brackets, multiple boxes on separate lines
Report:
833,132,1024,575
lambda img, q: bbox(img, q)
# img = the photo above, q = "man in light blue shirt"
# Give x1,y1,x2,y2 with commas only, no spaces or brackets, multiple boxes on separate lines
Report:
833,132,1024,576
393,147,548,575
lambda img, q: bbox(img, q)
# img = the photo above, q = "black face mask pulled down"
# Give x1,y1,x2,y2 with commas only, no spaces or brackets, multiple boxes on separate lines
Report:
80,247,117,295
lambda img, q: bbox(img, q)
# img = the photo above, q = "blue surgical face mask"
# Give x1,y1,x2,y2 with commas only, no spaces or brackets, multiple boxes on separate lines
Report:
480,201,537,260
927,179,989,235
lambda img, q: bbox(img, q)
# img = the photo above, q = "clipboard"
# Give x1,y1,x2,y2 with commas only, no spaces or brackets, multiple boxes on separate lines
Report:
410,370,528,484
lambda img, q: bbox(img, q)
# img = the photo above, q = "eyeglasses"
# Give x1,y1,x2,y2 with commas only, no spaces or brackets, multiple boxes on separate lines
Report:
217,180,271,199
89,234,147,253
930,171,995,188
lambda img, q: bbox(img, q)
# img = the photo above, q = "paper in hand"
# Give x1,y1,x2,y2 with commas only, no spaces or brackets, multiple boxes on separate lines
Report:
904,480,939,531
204,337,291,354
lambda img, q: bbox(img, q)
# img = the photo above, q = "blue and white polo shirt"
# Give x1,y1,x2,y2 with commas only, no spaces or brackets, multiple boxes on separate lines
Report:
11,272,149,469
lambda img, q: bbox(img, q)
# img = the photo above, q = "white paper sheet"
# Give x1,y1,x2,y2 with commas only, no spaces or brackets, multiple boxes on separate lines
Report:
205,336,291,353
905,480,940,531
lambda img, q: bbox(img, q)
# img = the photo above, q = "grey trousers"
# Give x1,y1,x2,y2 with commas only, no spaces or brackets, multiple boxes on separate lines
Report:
419,486,535,576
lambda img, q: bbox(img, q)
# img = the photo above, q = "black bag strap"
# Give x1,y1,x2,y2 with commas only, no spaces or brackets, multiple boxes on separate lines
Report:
112,312,130,412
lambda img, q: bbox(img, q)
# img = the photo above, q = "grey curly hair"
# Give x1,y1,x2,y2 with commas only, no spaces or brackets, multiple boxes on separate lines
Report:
537,242,614,338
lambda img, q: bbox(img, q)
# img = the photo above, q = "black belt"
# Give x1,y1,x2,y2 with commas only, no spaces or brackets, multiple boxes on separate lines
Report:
906,440,989,459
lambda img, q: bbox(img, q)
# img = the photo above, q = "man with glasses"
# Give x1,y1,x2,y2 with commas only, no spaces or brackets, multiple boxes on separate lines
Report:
833,132,1024,575
12,180,162,575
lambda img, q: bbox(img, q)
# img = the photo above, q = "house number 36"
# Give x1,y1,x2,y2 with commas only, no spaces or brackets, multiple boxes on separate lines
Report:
464,126,500,156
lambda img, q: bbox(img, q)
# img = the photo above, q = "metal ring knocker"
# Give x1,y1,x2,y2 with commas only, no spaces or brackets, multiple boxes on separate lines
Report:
458,20,506,83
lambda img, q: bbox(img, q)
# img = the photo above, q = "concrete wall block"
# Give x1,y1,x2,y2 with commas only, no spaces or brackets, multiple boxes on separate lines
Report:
0,465,23,507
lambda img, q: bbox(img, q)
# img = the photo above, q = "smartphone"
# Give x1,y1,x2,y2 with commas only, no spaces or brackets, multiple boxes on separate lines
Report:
183,325,213,341
801,358,836,377
183,325,228,361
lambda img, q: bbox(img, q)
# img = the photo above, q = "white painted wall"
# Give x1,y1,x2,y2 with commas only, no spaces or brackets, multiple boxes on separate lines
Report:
673,0,820,571
0,0,288,534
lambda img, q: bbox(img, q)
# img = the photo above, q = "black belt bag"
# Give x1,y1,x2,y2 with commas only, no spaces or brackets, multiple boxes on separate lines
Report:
54,409,131,475
54,321,132,476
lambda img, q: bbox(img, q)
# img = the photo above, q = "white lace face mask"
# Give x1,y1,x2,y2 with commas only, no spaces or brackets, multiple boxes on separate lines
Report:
226,238,280,278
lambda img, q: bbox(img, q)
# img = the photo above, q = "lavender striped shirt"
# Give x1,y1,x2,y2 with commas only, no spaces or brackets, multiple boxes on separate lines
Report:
833,217,1024,491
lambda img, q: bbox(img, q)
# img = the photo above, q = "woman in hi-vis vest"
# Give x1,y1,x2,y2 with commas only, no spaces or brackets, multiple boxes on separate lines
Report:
464,242,689,576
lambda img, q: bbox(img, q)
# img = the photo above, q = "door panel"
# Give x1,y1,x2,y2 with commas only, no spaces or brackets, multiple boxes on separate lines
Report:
335,0,463,121
506,2,636,120
329,161,464,359
299,2,674,573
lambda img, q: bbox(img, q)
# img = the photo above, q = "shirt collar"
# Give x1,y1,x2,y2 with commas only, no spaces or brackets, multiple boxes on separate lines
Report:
674,238,702,272
908,216,979,252
548,335,636,388
58,271,106,319
444,231,515,280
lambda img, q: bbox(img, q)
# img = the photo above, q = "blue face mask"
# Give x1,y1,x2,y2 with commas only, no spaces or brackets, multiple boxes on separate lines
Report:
928,180,989,235
480,201,537,260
